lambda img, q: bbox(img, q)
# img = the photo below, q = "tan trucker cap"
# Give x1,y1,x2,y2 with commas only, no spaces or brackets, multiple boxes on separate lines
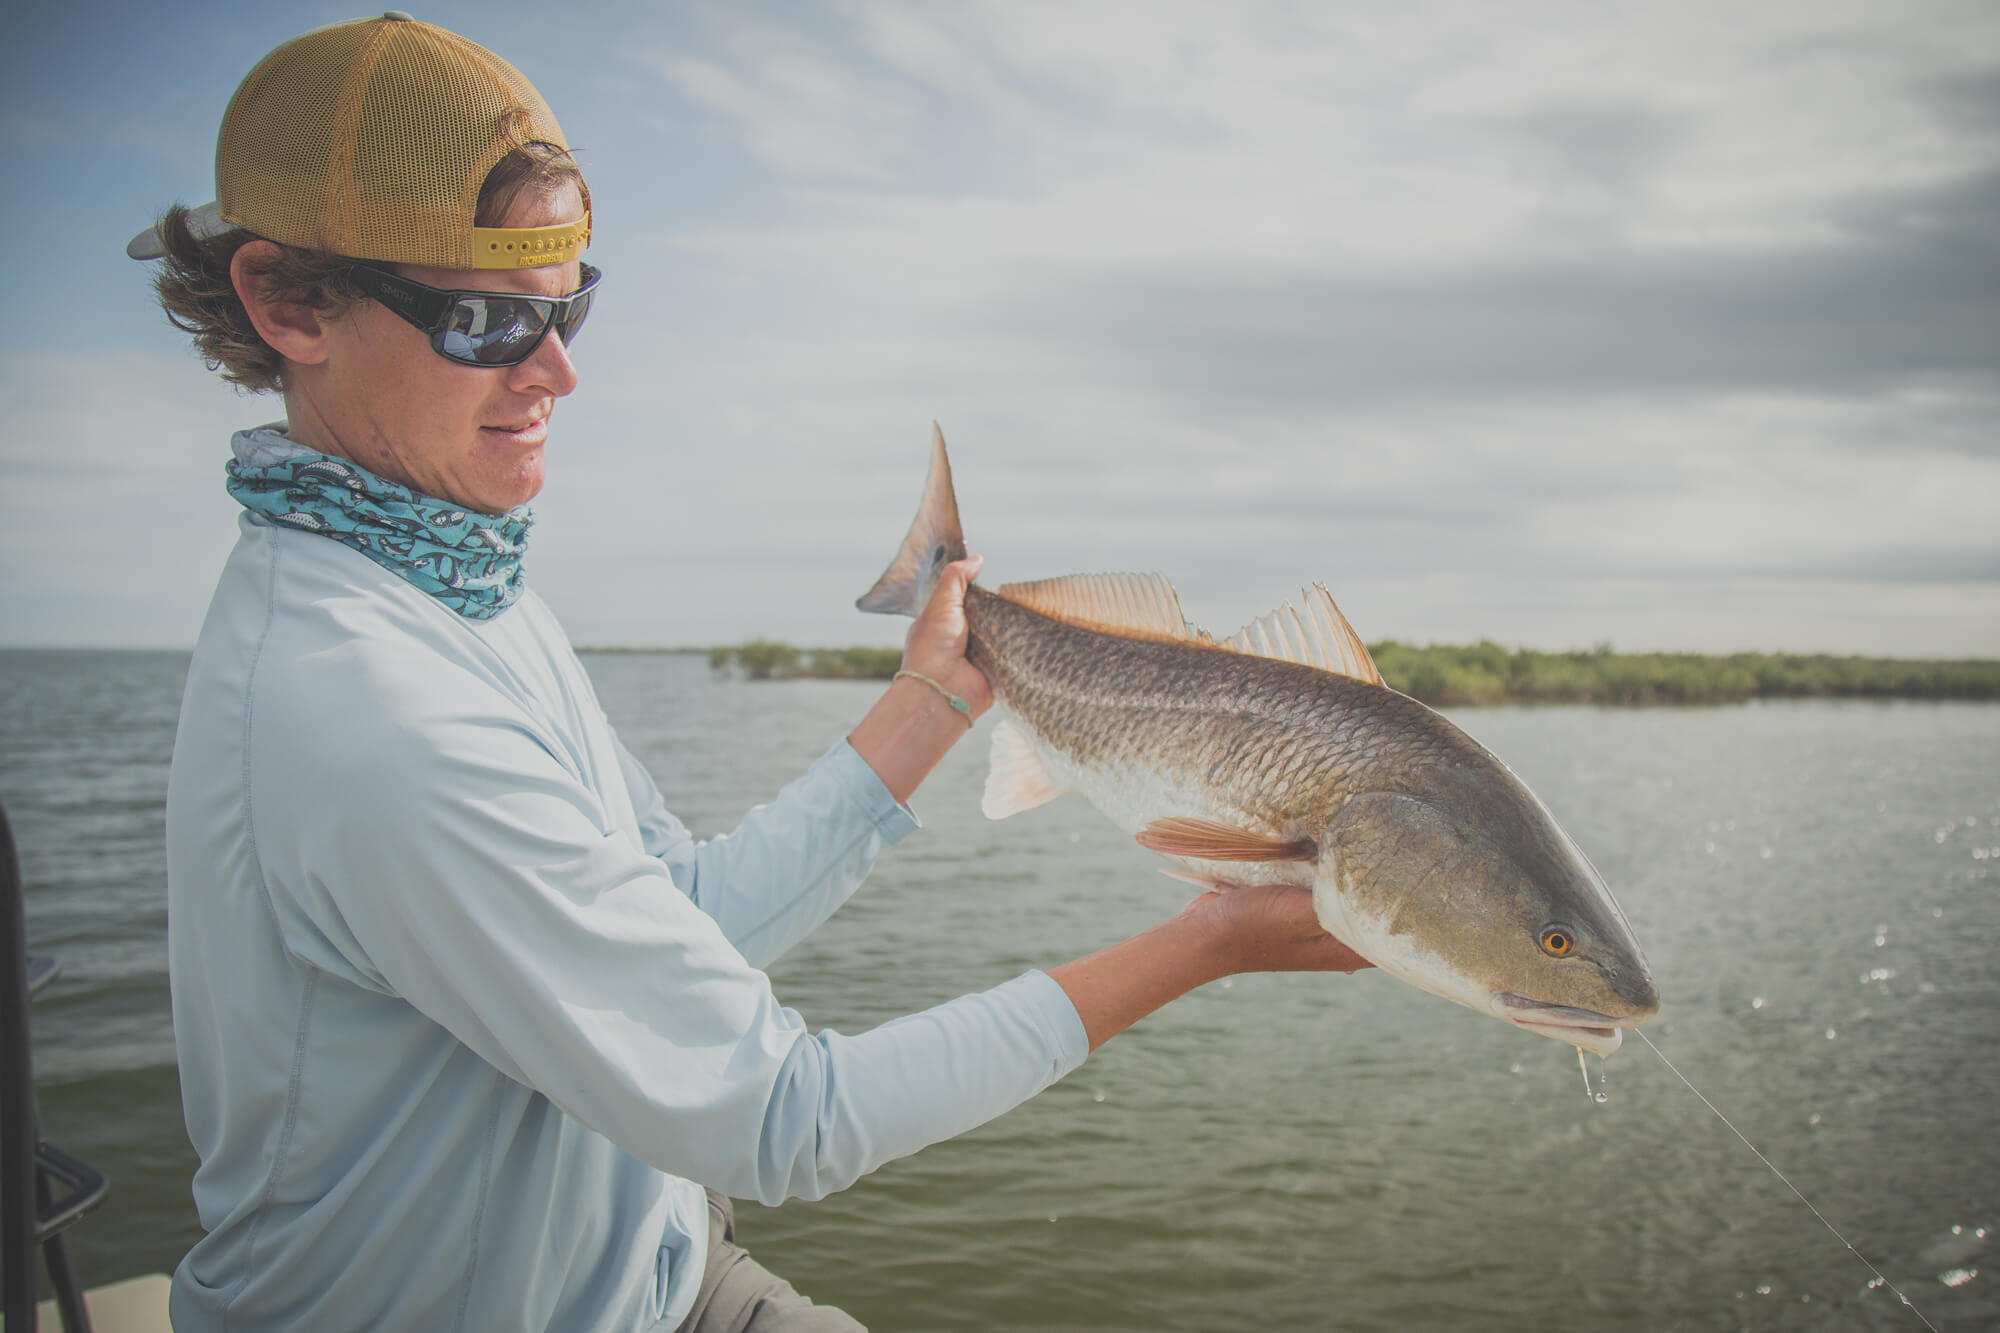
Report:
128,11,588,270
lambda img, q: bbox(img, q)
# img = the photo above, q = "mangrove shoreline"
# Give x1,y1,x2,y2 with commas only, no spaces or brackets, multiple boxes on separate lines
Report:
699,639,2000,708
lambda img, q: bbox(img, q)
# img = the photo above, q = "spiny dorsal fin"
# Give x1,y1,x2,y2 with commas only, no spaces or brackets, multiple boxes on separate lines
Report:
1221,584,1383,686
995,572,1197,641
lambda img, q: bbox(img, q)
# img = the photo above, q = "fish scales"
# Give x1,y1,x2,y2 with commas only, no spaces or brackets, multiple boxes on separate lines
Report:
965,587,1486,844
859,427,1658,1054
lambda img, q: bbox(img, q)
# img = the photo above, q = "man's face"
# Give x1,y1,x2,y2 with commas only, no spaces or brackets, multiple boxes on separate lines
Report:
302,182,586,515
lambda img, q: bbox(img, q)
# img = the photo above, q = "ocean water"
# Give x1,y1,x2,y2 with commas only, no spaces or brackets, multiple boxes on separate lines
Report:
1,648,1995,1331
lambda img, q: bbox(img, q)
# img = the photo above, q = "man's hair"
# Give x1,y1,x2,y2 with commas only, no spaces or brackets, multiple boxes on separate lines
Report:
153,141,590,394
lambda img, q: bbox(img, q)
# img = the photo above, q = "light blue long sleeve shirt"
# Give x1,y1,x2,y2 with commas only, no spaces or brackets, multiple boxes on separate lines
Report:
164,455,1088,1331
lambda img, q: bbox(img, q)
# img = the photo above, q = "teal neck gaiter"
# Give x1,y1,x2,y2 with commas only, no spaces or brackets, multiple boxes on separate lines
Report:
225,452,533,621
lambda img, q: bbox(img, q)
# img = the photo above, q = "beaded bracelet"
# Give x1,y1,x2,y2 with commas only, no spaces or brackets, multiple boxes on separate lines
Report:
894,669,974,726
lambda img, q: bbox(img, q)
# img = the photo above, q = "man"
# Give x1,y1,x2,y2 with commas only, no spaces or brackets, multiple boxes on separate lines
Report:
136,14,1367,1331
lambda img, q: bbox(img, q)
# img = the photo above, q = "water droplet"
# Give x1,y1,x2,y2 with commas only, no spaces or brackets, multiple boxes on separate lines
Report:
1866,1277,1888,1290
1594,1091,1609,1104
1808,1113,1822,1126
1509,1063,1523,1075
1825,1028,1837,1039
1938,1268,1977,1288
1752,996,1766,1009
1756,1283,1773,1296
1092,1090,1106,1103
1760,846,1774,860
1951,1225,1963,1235
1704,840,1718,854
1934,907,1945,918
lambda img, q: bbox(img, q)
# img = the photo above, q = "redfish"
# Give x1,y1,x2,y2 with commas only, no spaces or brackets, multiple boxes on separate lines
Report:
860,429,1658,1054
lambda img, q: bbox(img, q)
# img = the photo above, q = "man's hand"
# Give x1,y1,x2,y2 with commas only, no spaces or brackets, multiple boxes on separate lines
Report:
899,554,994,718
1172,882,1374,976
849,554,993,805
1050,880,1374,1051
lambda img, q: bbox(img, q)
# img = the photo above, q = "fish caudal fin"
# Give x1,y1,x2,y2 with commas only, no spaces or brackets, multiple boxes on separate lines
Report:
857,424,969,618
982,718,1070,818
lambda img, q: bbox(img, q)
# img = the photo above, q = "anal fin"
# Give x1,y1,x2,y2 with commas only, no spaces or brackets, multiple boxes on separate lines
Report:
1160,867,1251,893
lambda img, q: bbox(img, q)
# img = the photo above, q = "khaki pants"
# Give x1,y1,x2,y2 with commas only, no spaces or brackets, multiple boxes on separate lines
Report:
675,1190,867,1333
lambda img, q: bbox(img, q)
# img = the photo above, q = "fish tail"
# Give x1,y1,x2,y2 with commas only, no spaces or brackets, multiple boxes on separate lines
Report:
856,423,969,618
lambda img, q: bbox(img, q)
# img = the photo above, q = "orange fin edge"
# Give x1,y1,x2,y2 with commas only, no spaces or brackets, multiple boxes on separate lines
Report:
1135,817,1318,862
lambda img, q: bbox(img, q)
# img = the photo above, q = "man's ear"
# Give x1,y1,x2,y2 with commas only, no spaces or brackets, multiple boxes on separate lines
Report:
231,241,334,367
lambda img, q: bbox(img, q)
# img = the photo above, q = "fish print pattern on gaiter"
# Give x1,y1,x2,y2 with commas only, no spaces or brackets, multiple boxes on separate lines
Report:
225,453,532,621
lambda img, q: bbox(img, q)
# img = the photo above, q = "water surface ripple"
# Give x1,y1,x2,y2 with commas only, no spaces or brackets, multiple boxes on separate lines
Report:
2,649,1994,1330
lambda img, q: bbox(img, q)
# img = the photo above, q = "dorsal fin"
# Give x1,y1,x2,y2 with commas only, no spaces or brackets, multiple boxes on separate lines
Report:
1221,584,1384,686
995,572,1198,641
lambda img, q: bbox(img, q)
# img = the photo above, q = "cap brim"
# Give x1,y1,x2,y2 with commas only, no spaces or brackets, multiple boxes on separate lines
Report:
127,201,229,260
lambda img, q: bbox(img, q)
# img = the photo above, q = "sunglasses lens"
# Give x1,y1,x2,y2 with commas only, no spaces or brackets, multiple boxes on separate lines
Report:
554,287,593,350
439,296,549,366
424,268,597,367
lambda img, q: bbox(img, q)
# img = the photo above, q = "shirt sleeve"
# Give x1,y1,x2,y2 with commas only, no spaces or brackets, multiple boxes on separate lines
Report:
612,733,918,970
255,684,1089,1207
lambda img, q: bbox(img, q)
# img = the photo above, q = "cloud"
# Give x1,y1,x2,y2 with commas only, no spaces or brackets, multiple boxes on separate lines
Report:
7,0,1998,655
0,351,252,646
1501,101,1684,196
1009,173,2000,416
634,10,925,186
1913,64,2000,134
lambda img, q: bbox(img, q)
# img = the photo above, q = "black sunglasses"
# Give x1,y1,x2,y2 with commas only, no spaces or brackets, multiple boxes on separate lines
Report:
349,262,601,368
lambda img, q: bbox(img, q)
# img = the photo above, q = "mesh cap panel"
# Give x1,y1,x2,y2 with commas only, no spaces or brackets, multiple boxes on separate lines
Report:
215,15,570,268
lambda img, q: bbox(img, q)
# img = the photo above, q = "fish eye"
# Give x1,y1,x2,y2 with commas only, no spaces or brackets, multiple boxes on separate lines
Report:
1539,925,1575,957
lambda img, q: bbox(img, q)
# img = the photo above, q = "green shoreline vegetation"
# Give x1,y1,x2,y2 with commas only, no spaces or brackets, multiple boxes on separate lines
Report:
705,641,905,681
701,639,2000,707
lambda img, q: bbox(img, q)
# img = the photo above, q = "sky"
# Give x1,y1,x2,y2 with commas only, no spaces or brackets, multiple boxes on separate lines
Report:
3,0,1996,655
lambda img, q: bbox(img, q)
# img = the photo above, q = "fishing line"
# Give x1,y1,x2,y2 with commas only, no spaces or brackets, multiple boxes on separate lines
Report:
1633,1030,1939,1331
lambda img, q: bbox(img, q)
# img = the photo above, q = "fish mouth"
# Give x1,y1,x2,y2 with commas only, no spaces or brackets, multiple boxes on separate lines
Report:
1490,994,1639,1054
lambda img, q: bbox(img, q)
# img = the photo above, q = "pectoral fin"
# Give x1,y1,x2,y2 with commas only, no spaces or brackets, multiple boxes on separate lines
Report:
981,718,1069,819
1135,817,1318,862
